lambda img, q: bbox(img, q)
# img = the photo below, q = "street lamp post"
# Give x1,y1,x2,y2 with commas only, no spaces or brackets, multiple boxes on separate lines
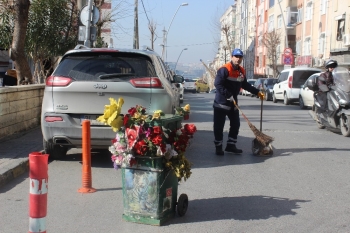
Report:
162,3,188,61
174,48,188,73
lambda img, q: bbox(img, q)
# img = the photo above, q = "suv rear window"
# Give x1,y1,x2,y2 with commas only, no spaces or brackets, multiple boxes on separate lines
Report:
53,53,157,81
184,79,195,82
292,70,321,88
266,79,277,85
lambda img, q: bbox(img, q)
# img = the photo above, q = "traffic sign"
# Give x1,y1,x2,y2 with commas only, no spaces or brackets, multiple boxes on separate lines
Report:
79,5,100,26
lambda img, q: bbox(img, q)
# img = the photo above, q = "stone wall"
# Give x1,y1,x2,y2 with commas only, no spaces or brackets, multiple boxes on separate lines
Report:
0,85,45,140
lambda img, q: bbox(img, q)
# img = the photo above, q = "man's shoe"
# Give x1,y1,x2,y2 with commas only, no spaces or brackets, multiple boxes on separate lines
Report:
215,145,224,156
225,144,243,154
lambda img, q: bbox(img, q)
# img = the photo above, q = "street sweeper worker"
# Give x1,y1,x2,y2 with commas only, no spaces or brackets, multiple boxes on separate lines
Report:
213,48,264,156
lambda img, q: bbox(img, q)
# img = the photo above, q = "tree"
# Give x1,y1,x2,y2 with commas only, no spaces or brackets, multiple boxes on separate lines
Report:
8,0,33,84
26,0,78,83
261,30,281,78
94,0,131,47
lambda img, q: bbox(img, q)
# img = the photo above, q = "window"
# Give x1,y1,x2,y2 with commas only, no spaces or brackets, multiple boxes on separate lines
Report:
320,0,327,14
297,8,303,23
304,37,311,55
259,53,263,67
277,15,282,29
259,10,263,25
305,2,313,21
268,15,274,32
269,0,275,8
318,33,325,55
336,19,345,41
296,40,301,55
276,44,281,60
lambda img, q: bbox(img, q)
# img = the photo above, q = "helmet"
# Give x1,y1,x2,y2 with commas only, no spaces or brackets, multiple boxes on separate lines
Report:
325,59,338,69
232,48,244,57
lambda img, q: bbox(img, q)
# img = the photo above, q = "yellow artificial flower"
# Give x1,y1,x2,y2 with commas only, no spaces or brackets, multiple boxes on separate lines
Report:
97,97,124,131
133,112,141,119
152,110,163,120
183,104,190,112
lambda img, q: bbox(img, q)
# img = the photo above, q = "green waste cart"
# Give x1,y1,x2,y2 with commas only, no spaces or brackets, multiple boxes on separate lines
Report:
121,114,188,225
121,156,188,225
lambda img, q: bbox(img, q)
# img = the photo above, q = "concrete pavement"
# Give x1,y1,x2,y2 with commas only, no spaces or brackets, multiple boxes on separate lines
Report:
0,126,43,187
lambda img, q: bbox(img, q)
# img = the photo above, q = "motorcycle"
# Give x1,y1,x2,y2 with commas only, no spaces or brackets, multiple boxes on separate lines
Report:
308,66,350,137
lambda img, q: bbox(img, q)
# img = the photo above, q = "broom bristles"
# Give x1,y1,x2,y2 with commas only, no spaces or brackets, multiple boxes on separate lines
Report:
247,121,274,147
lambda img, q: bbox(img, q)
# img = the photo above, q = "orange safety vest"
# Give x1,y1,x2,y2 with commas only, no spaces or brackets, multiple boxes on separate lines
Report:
221,63,246,82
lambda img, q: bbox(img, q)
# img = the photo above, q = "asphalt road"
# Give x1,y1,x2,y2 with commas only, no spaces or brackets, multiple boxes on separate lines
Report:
1,93,350,233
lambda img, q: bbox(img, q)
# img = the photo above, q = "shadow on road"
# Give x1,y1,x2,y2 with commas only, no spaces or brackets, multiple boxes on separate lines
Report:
168,195,310,225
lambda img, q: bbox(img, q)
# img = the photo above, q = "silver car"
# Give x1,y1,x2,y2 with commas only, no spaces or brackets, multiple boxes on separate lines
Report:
299,73,321,109
41,45,183,159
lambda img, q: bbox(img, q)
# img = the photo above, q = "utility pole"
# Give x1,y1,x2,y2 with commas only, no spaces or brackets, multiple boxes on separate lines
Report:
84,0,93,47
133,0,139,49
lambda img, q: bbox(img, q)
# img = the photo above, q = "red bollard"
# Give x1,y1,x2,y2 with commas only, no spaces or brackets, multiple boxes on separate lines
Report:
78,120,96,193
29,152,49,233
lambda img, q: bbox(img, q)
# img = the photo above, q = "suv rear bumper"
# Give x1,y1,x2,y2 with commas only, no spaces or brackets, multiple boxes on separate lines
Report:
41,113,116,148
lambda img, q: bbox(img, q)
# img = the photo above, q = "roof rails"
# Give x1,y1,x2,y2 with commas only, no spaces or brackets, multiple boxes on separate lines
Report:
74,45,90,50
142,45,154,51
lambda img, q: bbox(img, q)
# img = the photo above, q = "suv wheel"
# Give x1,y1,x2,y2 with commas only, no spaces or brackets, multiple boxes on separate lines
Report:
206,88,209,93
196,88,200,93
283,93,290,105
43,139,67,160
272,93,277,103
299,96,306,109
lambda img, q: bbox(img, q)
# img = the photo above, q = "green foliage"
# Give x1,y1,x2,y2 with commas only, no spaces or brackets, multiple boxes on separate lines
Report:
94,36,107,48
0,7,14,49
26,0,76,58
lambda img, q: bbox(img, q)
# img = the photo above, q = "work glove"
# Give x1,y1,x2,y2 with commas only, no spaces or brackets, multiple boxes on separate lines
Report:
258,91,265,100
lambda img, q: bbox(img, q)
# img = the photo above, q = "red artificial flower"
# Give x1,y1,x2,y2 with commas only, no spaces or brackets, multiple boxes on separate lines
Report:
153,126,162,135
184,124,197,135
129,158,137,167
151,135,163,146
128,107,137,116
123,114,130,126
111,138,117,144
126,126,139,149
134,140,147,155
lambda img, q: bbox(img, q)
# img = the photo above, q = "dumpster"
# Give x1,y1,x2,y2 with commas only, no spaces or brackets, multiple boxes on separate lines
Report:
121,156,188,225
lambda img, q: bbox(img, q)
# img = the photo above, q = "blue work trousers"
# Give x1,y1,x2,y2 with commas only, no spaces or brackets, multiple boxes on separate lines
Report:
213,106,240,146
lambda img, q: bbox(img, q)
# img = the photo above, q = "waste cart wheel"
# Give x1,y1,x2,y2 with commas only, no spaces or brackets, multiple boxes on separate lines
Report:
177,193,188,217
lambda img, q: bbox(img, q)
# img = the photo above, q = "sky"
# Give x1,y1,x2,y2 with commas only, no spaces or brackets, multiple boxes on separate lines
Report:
111,0,234,65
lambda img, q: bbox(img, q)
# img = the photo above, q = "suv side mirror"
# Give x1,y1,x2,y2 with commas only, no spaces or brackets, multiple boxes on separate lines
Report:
173,75,184,83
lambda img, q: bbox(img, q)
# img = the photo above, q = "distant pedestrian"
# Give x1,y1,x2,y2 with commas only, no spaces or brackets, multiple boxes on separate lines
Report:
213,48,264,155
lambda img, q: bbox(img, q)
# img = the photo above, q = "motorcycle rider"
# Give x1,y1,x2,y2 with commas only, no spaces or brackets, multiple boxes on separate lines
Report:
316,59,338,112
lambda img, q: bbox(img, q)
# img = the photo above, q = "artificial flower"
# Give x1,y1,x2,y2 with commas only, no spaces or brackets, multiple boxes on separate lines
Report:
183,104,190,112
97,97,124,131
152,110,164,120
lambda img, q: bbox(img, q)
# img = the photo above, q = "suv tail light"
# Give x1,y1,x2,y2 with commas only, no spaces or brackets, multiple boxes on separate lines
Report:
46,76,72,87
288,76,293,88
130,77,163,88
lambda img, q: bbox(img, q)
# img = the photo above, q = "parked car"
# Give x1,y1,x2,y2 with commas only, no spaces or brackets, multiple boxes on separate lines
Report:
209,88,216,93
252,78,266,97
272,67,322,105
241,79,255,96
195,79,210,93
183,78,197,93
41,45,183,159
299,72,321,109
263,78,278,101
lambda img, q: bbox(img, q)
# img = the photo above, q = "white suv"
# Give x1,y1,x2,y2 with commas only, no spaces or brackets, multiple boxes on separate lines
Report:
272,67,322,105
41,45,183,159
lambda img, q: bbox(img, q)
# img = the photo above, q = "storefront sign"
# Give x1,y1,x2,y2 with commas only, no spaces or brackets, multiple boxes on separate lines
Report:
296,55,312,66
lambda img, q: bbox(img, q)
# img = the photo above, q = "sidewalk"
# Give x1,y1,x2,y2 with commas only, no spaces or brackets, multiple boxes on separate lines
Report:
0,126,43,187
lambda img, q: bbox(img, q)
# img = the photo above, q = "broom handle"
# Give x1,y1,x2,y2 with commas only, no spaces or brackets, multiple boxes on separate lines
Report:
260,98,263,132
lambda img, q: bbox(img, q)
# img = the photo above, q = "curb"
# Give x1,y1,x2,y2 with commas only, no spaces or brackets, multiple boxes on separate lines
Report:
0,158,29,188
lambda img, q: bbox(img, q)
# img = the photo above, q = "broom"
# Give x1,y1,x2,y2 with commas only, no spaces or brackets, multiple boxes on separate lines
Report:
233,100,274,147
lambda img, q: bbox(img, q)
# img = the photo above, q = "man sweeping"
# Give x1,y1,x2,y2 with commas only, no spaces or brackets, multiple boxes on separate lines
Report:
213,48,264,156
